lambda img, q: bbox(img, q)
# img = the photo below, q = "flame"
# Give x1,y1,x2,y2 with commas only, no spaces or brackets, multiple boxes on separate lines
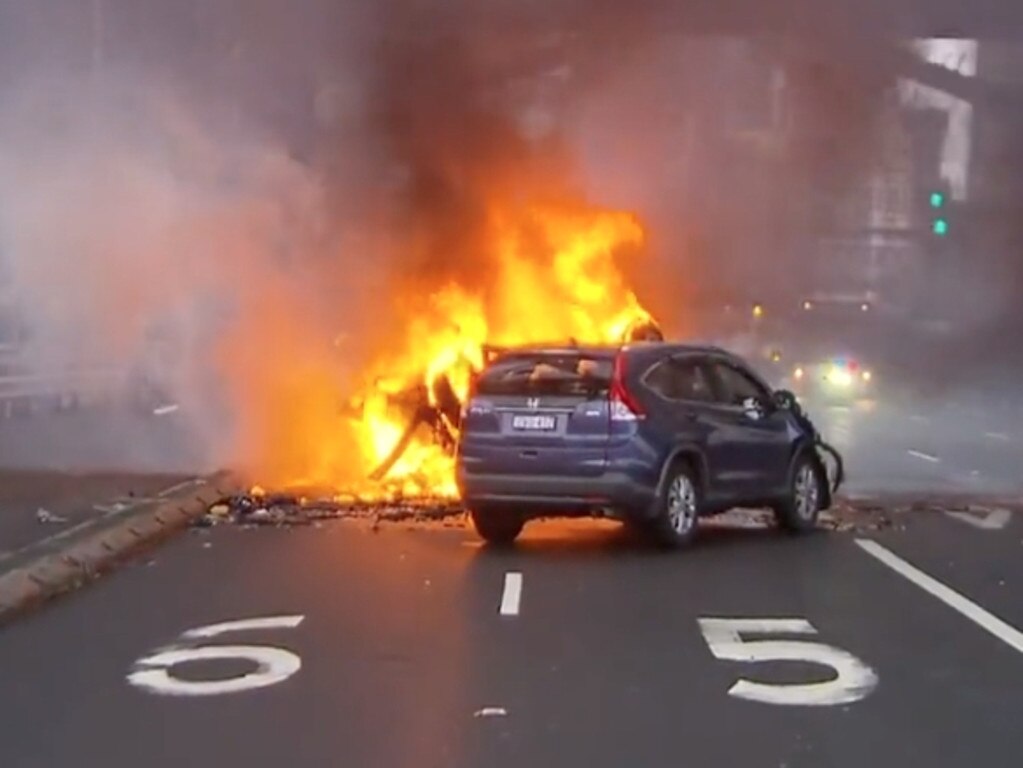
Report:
342,201,653,498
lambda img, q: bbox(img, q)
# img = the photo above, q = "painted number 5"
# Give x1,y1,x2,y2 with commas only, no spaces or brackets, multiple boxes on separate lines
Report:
128,615,304,697
697,618,878,706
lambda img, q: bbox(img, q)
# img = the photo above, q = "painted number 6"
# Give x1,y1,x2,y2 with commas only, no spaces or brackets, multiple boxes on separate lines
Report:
128,615,304,697
698,618,878,706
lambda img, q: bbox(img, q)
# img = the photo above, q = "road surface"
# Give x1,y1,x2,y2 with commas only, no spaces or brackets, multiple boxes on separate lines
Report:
0,397,1021,767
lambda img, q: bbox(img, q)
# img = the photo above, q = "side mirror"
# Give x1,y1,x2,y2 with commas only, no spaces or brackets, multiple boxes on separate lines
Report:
772,389,797,410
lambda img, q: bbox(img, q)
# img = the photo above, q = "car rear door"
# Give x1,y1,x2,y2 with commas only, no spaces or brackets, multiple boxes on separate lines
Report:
459,351,614,478
637,353,746,504
708,358,794,499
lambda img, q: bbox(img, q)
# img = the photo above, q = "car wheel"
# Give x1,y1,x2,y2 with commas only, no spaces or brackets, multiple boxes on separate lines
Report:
649,461,700,548
774,453,823,533
469,507,525,545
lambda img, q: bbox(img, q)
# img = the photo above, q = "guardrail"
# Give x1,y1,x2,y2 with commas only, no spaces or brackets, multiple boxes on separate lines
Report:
0,344,133,416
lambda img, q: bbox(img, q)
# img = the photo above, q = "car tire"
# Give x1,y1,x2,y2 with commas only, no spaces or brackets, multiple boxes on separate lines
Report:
647,460,700,548
774,453,823,533
469,507,525,545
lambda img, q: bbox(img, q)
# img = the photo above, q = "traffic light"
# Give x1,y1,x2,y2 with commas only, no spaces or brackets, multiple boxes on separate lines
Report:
929,188,949,237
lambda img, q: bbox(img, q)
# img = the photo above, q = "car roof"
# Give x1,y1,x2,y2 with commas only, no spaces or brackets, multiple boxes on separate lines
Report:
483,341,734,359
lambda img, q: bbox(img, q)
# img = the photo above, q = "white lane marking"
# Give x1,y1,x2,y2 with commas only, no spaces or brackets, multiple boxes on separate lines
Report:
907,449,940,463
153,403,180,416
128,615,305,696
474,707,508,717
129,646,301,696
909,414,929,423
698,618,878,706
157,478,204,498
984,431,1011,441
182,615,305,639
944,508,1012,530
499,572,523,616
855,540,1023,655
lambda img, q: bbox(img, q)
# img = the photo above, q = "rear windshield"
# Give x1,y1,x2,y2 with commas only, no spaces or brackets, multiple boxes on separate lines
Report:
476,354,614,397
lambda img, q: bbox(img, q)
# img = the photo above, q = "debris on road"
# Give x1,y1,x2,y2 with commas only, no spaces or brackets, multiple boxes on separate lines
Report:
473,707,508,718
194,491,466,529
35,508,68,524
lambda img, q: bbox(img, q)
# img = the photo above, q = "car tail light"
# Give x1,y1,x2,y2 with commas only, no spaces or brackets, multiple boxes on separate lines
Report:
610,353,645,421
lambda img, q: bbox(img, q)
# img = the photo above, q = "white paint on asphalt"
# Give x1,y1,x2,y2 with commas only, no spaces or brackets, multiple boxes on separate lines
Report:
473,707,508,718
157,477,204,498
856,540,1023,655
909,414,930,424
181,615,305,639
944,508,1012,530
128,615,305,696
907,449,941,463
128,645,302,696
499,572,523,616
697,618,878,706
984,431,1011,441
153,403,180,416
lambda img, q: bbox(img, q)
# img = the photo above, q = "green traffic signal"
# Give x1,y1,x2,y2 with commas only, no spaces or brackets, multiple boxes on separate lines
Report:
929,191,945,208
933,218,949,236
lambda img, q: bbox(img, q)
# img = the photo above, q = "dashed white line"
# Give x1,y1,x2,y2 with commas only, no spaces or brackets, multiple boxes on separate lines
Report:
906,449,940,463
855,539,1023,655
984,431,1011,442
499,572,523,616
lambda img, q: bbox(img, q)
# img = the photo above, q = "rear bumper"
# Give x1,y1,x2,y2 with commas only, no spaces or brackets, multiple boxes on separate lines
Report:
456,468,656,518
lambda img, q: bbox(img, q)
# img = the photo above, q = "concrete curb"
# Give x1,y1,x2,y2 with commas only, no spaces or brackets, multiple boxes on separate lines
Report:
0,472,240,626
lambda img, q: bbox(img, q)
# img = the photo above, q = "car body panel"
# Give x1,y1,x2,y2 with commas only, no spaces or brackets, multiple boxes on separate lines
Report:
456,342,818,521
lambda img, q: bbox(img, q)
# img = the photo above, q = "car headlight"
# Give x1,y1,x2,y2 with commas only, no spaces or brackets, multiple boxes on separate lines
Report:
794,367,804,380
827,367,853,387
861,370,872,382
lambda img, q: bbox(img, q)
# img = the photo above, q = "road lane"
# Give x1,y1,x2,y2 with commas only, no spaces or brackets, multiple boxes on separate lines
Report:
0,470,194,558
808,398,1023,497
1,518,1022,767
869,507,1023,630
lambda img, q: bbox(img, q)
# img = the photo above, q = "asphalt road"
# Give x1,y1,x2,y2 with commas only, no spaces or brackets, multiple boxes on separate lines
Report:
0,397,1022,767
1,510,1022,768
805,394,1023,497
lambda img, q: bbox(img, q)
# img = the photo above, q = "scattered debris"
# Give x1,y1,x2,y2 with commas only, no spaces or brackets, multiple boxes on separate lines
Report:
194,491,465,529
473,707,508,718
36,508,69,524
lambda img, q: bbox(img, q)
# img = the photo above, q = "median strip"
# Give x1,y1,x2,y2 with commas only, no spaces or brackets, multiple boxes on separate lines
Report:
0,471,240,625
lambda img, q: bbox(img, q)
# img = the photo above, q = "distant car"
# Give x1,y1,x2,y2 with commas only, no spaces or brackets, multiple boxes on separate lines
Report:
456,343,831,546
785,355,875,403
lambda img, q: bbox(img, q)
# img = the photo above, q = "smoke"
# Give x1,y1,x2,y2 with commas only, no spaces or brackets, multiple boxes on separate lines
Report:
0,65,380,476
4,1,1016,479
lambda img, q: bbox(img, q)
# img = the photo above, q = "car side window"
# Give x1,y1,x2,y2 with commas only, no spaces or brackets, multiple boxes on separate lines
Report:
713,363,769,406
644,357,715,402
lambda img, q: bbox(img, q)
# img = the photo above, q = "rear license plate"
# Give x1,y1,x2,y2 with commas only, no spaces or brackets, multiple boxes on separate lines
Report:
511,414,557,431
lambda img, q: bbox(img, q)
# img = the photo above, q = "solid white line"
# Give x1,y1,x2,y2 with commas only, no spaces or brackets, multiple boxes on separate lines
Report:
907,449,940,463
157,478,204,498
499,572,523,616
855,539,1023,655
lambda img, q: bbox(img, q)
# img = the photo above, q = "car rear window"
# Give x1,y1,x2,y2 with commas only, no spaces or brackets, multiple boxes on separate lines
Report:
476,354,614,397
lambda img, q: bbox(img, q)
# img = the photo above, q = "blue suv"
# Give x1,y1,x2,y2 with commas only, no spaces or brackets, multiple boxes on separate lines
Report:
456,343,832,546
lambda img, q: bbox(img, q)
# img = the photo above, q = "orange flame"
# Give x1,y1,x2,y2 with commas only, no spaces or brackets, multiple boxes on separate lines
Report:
344,200,652,498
